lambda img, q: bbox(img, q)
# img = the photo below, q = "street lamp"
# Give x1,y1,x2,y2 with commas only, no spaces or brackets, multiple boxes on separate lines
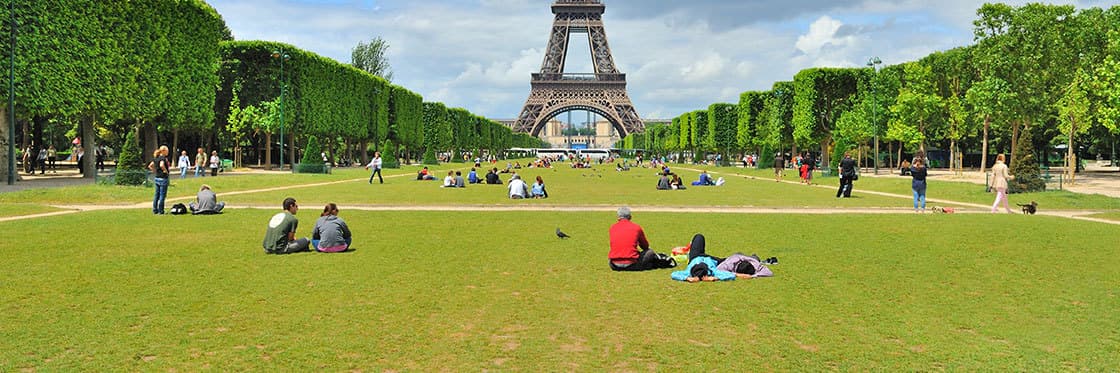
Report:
867,56,882,174
271,49,290,170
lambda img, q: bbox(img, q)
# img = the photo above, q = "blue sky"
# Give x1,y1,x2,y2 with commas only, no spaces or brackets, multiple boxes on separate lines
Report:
207,0,1111,120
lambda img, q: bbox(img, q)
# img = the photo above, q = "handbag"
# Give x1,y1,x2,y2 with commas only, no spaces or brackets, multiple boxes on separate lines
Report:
852,172,859,181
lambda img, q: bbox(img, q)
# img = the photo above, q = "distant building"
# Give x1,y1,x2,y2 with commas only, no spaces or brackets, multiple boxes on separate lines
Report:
494,117,668,149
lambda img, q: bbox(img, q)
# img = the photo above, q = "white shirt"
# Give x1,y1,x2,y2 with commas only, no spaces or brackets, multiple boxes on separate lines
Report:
442,175,455,187
209,155,220,168
365,156,382,169
508,178,528,198
178,155,191,168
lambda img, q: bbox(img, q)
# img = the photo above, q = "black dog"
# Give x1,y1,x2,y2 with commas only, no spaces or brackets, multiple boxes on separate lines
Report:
1018,201,1038,215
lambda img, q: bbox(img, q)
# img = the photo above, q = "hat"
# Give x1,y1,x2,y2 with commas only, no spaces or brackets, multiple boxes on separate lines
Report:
734,261,756,275
690,262,710,278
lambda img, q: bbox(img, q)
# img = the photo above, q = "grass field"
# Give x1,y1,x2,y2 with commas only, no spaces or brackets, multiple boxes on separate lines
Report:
0,203,65,218
2,162,1119,370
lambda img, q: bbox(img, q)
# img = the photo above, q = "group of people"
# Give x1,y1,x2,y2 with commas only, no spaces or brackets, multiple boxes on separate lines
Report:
656,171,686,190
507,173,548,199
263,198,353,254
607,207,774,282
146,145,227,215
175,148,223,178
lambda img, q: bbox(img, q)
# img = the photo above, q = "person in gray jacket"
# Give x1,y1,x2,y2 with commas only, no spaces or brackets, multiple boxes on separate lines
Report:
189,184,225,214
311,203,352,253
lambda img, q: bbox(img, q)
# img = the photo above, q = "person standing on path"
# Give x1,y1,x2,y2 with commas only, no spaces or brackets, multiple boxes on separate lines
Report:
990,153,1015,213
36,146,48,174
147,146,170,215
773,153,785,182
209,150,220,176
910,158,928,213
178,150,191,179
47,145,57,173
365,151,383,184
837,152,857,198
194,148,207,177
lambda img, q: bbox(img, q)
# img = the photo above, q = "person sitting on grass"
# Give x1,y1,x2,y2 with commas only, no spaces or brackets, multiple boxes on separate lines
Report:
441,170,456,188
189,184,225,215
508,174,529,199
262,197,310,254
311,203,352,253
486,168,502,184
468,168,481,184
454,171,466,188
417,166,437,181
531,175,548,198
693,170,715,186
608,206,676,271
670,173,686,190
656,171,671,190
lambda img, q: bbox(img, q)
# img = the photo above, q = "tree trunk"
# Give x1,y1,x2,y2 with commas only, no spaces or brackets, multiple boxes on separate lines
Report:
980,115,990,174
949,139,956,173
1009,120,1020,167
171,129,179,166
264,132,273,170
359,140,370,166
1067,118,1076,184
81,115,96,179
0,105,14,183
896,141,903,170
142,121,158,165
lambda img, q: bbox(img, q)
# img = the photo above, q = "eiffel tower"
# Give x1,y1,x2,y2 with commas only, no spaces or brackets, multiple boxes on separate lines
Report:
512,0,644,138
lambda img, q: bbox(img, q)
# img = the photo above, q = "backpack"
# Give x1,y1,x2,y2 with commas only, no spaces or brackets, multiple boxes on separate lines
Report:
170,203,188,215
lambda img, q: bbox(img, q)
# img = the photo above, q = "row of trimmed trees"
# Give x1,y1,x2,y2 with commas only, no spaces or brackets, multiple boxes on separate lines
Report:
619,3,1120,191
3,0,542,183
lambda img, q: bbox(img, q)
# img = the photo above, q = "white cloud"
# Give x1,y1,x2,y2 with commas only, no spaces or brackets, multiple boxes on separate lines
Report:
208,0,1099,122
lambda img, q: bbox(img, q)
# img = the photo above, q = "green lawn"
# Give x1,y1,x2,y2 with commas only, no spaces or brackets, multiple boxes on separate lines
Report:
0,203,65,218
1,210,1117,370
722,166,1120,210
2,162,1119,370
1086,212,1120,222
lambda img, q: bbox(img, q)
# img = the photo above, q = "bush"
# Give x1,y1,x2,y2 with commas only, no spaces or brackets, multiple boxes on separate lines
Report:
301,136,325,166
380,141,400,168
422,148,439,165
115,131,147,186
295,136,329,174
1010,125,1046,193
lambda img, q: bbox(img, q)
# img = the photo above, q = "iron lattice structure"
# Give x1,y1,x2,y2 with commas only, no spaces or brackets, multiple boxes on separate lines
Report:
512,0,644,137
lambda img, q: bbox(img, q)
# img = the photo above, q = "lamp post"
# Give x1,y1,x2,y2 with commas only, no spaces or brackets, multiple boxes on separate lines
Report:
7,0,15,185
867,56,882,174
271,49,290,170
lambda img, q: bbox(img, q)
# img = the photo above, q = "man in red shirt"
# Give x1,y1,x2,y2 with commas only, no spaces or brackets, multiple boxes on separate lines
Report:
608,207,675,271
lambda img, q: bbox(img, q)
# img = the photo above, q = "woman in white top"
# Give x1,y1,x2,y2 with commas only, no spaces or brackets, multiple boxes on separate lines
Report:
178,151,191,179
990,153,1014,213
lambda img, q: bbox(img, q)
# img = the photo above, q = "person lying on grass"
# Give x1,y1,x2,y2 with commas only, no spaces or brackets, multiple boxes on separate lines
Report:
263,197,311,254
311,203,352,253
671,234,773,282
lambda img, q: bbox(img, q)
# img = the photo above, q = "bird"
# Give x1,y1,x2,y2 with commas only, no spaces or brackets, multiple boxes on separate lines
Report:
556,228,571,239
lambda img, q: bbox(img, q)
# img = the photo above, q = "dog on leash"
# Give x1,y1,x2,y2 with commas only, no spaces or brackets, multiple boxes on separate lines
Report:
1018,201,1038,215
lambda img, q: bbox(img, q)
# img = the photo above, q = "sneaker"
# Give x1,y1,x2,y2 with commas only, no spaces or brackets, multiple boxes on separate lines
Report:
668,257,677,268
769,257,779,265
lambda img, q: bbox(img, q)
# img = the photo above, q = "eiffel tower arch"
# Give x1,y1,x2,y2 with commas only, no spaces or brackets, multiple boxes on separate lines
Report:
512,0,644,138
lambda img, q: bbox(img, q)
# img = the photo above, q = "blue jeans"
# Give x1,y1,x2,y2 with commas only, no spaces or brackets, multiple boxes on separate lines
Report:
180,166,189,179
195,165,204,177
153,177,169,214
912,189,926,210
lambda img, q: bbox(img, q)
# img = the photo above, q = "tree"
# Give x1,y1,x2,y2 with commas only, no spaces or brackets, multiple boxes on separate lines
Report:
707,103,738,163
792,68,863,169
1056,74,1090,184
737,92,767,154
116,130,147,186
1009,124,1045,193
351,36,394,81
886,62,943,154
